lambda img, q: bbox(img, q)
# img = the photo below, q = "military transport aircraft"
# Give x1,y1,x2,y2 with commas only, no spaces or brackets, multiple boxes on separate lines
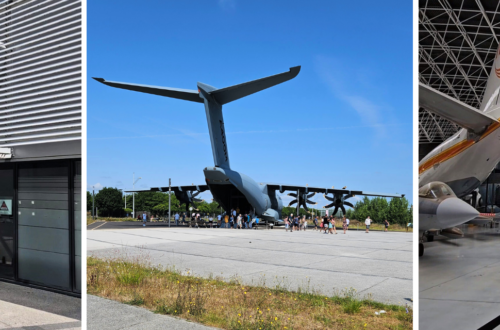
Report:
94,66,402,222
418,45,500,256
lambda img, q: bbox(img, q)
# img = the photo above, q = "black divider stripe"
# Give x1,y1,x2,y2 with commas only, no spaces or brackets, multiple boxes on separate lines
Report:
478,315,500,330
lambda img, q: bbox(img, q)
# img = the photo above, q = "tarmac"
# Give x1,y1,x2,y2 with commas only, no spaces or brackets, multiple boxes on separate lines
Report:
88,295,218,330
87,223,413,306
0,281,81,329
420,224,500,330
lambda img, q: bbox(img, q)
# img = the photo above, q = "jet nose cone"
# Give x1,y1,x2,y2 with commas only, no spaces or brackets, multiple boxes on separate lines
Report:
436,197,479,228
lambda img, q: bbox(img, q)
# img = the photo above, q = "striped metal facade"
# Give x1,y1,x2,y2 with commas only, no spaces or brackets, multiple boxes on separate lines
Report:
0,0,81,148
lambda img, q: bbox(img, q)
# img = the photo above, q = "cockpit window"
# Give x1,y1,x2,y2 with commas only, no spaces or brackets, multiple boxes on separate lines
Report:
419,182,456,199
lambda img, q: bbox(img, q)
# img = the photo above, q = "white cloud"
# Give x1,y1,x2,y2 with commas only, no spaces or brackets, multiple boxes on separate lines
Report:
218,0,235,10
88,183,103,191
314,55,387,139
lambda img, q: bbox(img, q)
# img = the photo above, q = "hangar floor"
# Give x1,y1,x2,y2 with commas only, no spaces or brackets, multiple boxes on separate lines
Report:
420,225,500,329
87,226,412,306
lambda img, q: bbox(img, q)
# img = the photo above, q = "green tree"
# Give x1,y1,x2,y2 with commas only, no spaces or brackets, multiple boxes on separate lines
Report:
95,187,124,217
87,191,93,212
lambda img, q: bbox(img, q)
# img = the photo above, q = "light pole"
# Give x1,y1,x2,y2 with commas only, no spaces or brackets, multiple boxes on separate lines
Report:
133,173,142,219
168,178,171,228
92,186,95,220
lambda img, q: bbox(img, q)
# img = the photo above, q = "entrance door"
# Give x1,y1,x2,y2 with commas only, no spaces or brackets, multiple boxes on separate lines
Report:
0,167,15,279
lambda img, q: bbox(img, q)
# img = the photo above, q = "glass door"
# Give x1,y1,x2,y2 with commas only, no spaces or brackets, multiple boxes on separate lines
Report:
0,167,15,279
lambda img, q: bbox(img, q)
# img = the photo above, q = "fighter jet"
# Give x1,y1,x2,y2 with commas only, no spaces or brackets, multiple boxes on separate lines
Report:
94,67,402,222
418,44,500,256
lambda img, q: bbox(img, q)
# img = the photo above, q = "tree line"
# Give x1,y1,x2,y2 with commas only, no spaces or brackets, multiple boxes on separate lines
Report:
88,188,412,224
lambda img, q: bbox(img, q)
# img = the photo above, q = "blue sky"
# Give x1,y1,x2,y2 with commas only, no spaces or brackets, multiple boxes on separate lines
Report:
87,0,413,206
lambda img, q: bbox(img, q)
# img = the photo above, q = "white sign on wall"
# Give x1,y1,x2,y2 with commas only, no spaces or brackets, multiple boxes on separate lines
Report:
0,199,12,215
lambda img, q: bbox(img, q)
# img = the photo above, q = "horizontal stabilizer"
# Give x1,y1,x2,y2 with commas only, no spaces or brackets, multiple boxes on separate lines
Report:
92,78,203,103
208,66,301,105
419,83,498,134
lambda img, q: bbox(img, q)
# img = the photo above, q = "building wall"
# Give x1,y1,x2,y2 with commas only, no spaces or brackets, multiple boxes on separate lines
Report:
0,0,82,154
0,0,82,295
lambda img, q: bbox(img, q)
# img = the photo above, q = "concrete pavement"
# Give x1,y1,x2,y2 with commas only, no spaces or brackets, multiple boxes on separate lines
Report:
0,282,81,329
87,226,412,305
420,225,500,330
88,295,218,330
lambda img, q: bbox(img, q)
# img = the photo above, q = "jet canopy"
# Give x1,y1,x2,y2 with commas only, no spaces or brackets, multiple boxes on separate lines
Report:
419,182,456,199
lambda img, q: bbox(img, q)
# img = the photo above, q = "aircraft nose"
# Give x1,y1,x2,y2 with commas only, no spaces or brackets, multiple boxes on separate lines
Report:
436,197,479,228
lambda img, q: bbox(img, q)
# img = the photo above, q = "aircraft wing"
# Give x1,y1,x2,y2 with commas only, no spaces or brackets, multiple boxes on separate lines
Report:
419,83,499,134
125,184,209,193
266,184,403,198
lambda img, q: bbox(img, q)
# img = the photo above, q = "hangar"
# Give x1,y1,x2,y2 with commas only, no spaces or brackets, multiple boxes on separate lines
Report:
0,0,82,295
419,0,500,328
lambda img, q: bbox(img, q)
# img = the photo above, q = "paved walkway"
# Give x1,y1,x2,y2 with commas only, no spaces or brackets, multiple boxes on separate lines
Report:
0,282,81,329
420,225,500,329
88,295,218,330
87,226,412,305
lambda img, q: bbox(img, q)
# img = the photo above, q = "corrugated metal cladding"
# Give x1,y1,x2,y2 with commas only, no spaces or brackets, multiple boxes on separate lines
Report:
0,0,81,147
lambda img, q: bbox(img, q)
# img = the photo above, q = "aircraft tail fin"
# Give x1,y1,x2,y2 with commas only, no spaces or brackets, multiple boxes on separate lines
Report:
481,45,500,113
206,66,301,105
94,67,300,169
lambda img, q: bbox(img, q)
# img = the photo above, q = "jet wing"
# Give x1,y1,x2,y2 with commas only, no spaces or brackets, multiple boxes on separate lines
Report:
419,83,499,134
125,184,209,193
266,184,403,198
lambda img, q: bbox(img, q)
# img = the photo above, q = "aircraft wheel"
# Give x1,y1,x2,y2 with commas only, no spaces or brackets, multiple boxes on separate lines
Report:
427,235,434,242
419,243,424,257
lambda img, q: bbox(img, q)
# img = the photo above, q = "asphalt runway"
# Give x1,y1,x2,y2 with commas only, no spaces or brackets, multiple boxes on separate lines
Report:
87,224,413,306
420,225,500,330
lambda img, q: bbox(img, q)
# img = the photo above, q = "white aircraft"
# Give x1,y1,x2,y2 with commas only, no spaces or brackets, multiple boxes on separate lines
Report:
419,45,500,256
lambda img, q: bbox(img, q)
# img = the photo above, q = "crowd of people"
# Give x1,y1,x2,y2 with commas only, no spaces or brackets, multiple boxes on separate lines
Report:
283,214,391,234
146,210,392,233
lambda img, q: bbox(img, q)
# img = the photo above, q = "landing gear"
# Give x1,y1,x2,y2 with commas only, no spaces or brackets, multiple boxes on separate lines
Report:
419,242,424,257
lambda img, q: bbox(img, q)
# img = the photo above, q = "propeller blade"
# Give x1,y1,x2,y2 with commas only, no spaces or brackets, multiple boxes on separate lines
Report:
193,198,203,202
307,192,316,198
323,202,335,209
288,193,297,197
288,200,298,207
332,206,339,216
324,194,335,202
306,200,317,204
344,201,354,208
340,205,346,215
192,191,201,197
303,203,309,211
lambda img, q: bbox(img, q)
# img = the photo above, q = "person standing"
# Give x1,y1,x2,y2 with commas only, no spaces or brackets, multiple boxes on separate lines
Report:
323,216,329,234
342,217,347,234
313,216,318,231
174,212,179,226
224,214,229,228
332,217,337,234
182,212,186,225
237,214,242,229
142,213,147,227
365,216,372,233
248,214,252,229
217,214,222,228
384,219,389,232
346,217,350,231
303,216,307,231
285,217,290,232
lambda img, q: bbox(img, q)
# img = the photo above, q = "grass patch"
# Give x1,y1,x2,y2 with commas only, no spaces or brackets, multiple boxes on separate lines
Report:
88,256,412,329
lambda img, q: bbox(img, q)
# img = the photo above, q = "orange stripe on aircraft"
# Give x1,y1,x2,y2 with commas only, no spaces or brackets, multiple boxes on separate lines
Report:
419,120,500,174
